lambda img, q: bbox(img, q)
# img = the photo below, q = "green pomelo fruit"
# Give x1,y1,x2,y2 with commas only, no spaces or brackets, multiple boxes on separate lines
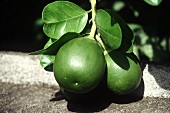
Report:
54,37,106,93
105,51,142,95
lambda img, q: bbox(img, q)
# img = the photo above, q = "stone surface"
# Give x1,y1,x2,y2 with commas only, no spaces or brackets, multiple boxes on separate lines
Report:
142,63,170,98
0,82,170,113
0,51,57,86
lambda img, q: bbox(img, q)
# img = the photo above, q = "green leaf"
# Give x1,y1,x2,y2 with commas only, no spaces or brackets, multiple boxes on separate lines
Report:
105,9,134,53
39,39,56,71
42,1,88,39
40,55,55,71
44,38,56,49
30,32,81,55
144,0,162,6
96,9,122,50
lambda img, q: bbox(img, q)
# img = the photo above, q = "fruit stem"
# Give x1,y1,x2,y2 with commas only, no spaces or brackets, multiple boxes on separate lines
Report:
96,34,108,55
89,0,97,39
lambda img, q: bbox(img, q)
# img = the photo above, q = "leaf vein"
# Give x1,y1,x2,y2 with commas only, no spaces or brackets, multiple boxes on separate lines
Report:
47,13,87,24
98,27,117,39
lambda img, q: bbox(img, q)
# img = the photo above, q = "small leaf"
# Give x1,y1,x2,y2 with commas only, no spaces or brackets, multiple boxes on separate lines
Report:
106,10,134,53
39,39,55,71
141,44,154,60
113,1,125,11
44,38,56,49
42,1,88,39
30,32,81,55
96,9,122,50
144,0,162,6
40,55,55,71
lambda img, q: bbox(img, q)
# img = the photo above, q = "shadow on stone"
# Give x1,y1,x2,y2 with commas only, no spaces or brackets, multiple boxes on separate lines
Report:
147,62,170,90
67,100,111,113
50,91,65,101
141,61,147,72
50,78,144,112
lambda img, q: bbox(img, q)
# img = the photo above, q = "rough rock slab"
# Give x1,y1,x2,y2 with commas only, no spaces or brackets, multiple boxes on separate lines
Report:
0,52,170,98
0,82,170,113
0,51,57,86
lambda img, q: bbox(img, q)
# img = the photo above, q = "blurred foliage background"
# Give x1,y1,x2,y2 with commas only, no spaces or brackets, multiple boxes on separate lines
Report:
0,0,169,62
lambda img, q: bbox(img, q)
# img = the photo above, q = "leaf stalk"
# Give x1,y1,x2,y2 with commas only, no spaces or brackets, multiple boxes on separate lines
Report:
89,0,97,39
96,34,108,55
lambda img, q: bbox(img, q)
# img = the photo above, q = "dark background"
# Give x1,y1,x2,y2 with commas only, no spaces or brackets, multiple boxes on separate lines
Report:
0,0,52,52
0,0,170,61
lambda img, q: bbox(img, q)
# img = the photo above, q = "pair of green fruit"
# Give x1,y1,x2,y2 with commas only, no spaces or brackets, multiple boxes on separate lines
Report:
53,36,142,102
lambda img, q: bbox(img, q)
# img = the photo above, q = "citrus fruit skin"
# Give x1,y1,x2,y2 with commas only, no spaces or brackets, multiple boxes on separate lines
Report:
105,51,142,95
54,37,106,93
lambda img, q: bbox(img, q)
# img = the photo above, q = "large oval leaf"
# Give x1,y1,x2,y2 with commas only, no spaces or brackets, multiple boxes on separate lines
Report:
95,9,122,50
105,10,134,53
42,1,88,39
30,32,81,55
144,0,162,6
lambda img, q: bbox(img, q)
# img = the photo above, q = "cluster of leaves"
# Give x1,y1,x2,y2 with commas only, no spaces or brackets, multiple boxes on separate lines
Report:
129,24,170,61
30,0,134,71
112,0,170,61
